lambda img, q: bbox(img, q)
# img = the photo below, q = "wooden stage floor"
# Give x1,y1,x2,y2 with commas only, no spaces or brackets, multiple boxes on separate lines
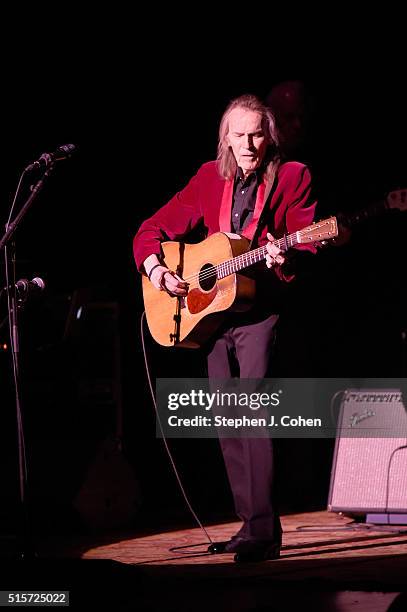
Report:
18,509,405,610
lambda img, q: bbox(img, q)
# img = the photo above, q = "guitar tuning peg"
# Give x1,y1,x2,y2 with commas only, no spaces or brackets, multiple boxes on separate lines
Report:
319,240,330,249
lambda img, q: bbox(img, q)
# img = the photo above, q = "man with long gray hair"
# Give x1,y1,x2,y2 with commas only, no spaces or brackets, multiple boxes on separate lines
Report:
134,94,317,562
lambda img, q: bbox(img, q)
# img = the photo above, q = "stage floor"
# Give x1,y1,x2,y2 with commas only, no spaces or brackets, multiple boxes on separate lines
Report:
29,510,407,610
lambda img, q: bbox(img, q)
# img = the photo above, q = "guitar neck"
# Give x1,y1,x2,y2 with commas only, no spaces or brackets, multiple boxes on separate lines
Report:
342,198,387,227
216,232,299,279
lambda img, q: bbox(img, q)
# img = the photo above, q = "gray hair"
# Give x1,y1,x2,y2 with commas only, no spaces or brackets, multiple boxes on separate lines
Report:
217,94,280,181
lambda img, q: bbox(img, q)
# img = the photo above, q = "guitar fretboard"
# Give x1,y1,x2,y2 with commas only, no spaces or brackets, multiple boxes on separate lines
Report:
216,232,299,279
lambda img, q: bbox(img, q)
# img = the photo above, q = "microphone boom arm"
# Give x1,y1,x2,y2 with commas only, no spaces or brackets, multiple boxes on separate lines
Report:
0,164,54,253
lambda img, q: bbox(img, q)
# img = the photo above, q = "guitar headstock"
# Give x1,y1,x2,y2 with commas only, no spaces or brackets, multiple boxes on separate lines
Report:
386,189,407,212
297,216,338,244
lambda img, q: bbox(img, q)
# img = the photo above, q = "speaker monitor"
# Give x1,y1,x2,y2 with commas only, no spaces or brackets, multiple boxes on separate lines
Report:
328,389,407,514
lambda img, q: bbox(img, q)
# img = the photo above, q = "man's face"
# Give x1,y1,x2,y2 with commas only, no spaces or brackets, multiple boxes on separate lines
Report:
226,108,268,177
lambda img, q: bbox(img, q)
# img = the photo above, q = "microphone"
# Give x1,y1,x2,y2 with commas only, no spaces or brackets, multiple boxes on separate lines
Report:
25,144,76,172
15,277,46,298
0,277,45,302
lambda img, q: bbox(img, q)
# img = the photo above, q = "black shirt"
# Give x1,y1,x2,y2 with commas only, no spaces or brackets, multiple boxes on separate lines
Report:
229,166,289,317
231,167,260,233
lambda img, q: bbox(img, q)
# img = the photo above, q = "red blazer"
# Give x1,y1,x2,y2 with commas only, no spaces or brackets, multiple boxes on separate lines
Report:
133,160,317,276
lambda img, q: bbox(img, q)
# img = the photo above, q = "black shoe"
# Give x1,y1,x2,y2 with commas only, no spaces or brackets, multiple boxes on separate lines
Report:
234,541,281,563
207,540,230,554
208,537,280,561
207,537,250,554
207,537,251,554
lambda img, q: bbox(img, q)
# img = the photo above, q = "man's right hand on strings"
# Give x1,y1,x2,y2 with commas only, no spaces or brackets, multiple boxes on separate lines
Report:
150,266,189,296
144,255,188,296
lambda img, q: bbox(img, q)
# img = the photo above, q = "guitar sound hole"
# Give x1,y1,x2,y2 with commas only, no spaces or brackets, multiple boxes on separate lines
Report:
199,264,217,292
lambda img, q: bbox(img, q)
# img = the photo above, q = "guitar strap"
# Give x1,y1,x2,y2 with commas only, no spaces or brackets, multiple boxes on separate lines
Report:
247,162,280,250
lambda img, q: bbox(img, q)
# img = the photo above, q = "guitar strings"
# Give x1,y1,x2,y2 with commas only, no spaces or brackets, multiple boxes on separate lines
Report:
179,222,333,286
182,243,276,284
181,238,288,285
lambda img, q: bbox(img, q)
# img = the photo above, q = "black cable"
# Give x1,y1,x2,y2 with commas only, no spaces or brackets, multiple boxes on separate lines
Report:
382,443,407,525
329,389,346,427
140,311,213,547
297,523,407,534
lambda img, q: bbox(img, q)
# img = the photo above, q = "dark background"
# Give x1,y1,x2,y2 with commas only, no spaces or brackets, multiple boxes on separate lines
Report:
0,24,406,540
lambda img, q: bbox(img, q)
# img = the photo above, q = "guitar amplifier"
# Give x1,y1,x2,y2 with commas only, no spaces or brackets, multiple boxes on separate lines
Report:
328,389,407,514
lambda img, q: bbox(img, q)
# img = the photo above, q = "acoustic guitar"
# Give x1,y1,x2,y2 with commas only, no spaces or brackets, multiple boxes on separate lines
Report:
142,217,338,348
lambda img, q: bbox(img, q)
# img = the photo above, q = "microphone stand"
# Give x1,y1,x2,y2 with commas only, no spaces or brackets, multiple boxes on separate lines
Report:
1,162,55,560
0,163,55,252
